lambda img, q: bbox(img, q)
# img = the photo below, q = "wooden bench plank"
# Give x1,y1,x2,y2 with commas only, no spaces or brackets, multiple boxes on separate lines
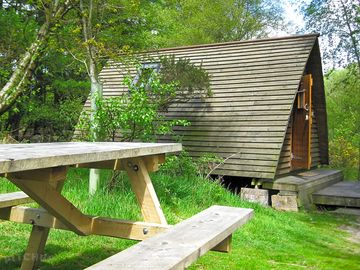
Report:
86,205,253,270
0,191,32,208
0,206,170,241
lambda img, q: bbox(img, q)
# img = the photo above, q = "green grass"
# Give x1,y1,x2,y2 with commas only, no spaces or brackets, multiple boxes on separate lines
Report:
0,168,359,270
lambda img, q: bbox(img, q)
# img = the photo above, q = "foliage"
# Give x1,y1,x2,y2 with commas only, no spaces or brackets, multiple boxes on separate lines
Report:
77,71,191,142
158,55,212,104
160,151,223,179
160,151,198,177
325,65,360,179
302,0,360,69
134,55,212,109
0,8,37,87
0,0,283,142
329,136,359,179
303,0,360,178
149,0,284,47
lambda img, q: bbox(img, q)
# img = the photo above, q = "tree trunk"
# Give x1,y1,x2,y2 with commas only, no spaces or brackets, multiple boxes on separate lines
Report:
80,0,103,194
0,21,50,115
0,1,71,116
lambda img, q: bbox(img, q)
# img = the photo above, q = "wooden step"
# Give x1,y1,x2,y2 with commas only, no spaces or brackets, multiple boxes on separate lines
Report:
86,205,253,270
0,191,32,208
263,169,343,193
312,181,360,208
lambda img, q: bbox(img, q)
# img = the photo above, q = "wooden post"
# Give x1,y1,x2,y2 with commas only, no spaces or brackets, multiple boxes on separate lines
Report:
20,178,66,270
123,157,167,225
89,168,100,195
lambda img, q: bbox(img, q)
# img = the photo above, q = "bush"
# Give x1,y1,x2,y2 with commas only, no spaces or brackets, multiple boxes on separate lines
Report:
329,136,359,179
160,151,223,178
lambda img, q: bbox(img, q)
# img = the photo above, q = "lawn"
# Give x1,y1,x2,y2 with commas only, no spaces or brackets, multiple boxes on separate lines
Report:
0,167,359,270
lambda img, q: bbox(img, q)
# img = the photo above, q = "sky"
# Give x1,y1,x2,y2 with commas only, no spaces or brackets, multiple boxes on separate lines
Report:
282,1,307,34
273,0,309,36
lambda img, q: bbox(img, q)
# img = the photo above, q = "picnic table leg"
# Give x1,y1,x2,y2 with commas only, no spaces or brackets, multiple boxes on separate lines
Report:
20,179,66,270
123,157,167,225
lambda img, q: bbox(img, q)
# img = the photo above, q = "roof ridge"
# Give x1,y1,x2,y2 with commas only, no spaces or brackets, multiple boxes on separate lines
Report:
143,33,320,53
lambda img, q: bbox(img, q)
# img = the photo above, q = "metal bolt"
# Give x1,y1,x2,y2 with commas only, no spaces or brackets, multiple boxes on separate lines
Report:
36,214,41,219
143,228,149,235
133,165,139,172
30,219,35,225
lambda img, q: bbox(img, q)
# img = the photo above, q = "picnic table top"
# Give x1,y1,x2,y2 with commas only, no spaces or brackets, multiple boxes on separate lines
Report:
0,142,182,173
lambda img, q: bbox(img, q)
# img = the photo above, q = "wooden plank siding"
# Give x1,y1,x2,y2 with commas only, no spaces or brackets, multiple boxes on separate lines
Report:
275,119,292,176
311,110,321,168
86,34,328,179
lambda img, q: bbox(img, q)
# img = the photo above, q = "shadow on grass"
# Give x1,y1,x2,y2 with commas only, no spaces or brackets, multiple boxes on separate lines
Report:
0,243,125,270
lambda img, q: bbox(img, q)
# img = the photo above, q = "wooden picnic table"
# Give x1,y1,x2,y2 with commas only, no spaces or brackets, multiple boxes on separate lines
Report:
0,142,182,270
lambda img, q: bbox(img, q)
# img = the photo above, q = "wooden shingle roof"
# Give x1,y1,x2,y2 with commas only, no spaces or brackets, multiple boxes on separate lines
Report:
98,34,327,179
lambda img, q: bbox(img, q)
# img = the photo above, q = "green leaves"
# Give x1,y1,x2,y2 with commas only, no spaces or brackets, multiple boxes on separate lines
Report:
325,65,360,179
302,0,360,69
77,69,191,142
148,0,283,47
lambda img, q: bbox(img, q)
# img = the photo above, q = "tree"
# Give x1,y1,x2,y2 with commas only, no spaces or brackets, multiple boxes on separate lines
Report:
0,0,73,115
303,0,360,179
325,65,360,179
302,0,360,70
63,0,175,194
147,0,283,47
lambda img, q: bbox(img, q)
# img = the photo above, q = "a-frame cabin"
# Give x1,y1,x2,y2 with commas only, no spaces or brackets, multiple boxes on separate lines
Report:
91,34,329,181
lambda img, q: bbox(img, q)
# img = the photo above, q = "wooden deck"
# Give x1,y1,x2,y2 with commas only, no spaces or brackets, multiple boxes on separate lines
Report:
262,169,343,192
262,169,343,209
312,181,360,208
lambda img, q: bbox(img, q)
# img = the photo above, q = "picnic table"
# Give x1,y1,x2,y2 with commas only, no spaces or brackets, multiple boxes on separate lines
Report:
0,142,182,270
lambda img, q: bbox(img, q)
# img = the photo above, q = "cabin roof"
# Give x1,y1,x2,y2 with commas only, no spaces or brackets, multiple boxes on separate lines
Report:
98,34,327,179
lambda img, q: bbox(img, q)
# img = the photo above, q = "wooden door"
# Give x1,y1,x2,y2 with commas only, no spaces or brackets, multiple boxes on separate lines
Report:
291,74,313,170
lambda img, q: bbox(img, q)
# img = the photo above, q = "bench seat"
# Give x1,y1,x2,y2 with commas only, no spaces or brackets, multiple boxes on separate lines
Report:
0,191,32,208
86,205,253,270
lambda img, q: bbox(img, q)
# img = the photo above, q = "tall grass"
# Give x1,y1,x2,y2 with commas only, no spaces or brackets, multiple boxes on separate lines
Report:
0,160,359,269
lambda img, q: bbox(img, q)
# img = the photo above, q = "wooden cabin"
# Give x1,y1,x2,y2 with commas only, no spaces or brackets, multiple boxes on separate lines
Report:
91,34,329,181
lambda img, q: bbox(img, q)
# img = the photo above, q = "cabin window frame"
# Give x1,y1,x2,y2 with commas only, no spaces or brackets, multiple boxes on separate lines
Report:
297,89,307,110
132,62,161,90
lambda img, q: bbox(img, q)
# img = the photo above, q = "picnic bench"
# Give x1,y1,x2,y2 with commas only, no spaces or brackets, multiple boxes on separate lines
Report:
86,205,253,270
0,142,253,270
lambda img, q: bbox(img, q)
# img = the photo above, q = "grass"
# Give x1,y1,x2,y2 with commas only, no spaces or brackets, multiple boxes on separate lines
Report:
0,167,360,270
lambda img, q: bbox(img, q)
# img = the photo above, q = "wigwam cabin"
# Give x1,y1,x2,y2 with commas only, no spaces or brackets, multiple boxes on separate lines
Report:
89,34,329,181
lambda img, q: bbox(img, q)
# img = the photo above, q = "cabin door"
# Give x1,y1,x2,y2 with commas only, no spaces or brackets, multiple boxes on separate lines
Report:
291,74,313,170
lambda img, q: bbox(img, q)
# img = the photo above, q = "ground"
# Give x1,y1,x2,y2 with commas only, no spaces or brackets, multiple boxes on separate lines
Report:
340,217,360,245
0,168,360,269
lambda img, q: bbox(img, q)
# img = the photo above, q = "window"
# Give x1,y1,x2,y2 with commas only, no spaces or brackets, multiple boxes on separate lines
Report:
297,89,306,109
132,62,160,89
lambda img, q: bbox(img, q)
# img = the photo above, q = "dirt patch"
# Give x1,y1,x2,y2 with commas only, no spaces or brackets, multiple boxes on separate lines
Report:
339,217,360,244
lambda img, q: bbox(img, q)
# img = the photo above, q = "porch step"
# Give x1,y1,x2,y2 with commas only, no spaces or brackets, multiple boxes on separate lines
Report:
312,181,360,208
262,169,343,209
262,169,343,193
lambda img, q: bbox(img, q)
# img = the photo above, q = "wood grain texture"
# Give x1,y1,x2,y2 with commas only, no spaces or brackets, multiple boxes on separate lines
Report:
9,177,92,236
312,181,360,207
85,34,329,179
19,179,65,270
123,157,167,225
85,206,253,270
0,191,32,208
0,206,170,241
0,142,181,173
